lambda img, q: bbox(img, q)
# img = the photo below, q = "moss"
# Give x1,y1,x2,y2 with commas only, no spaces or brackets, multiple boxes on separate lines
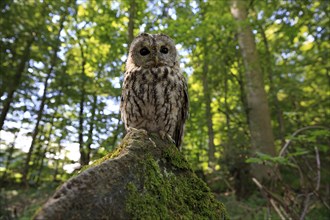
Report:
163,144,191,170
73,140,129,176
126,154,229,219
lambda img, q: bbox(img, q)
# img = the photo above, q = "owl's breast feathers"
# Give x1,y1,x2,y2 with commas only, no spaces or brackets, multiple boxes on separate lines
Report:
120,66,188,148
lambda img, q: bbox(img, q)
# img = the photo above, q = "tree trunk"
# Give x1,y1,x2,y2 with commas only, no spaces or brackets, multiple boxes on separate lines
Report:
78,81,87,166
128,0,136,43
223,66,231,136
53,118,67,182
36,110,56,185
85,93,98,161
201,41,216,170
259,24,286,145
21,11,67,186
35,146,47,185
2,130,19,180
230,0,276,181
77,39,88,166
223,65,254,199
0,37,34,131
229,60,250,125
30,132,45,183
22,65,53,186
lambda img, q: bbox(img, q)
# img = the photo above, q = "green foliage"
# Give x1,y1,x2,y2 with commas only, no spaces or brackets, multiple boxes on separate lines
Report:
222,193,278,220
246,152,296,167
245,126,330,219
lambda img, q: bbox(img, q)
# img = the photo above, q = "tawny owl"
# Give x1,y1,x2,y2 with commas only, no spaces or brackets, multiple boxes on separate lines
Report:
120,33,189,148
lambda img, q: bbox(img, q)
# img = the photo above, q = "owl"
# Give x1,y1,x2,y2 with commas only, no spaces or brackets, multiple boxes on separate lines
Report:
120,33,189,148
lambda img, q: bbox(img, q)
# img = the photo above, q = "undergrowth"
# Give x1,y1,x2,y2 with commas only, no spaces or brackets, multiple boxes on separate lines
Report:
0,183,58,220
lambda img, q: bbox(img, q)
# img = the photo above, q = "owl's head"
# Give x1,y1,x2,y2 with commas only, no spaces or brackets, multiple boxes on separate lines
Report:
126,33,178,69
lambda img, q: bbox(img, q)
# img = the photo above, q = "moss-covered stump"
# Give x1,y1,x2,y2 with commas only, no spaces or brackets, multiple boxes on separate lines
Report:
34,130,228,220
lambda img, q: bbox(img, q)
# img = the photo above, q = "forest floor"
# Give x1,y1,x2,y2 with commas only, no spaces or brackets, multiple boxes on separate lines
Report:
1,183,329,219
1,184,57,220
1,183,270,220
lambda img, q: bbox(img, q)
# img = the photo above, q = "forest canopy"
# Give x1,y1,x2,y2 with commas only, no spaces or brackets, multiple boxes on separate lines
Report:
0,0,329,219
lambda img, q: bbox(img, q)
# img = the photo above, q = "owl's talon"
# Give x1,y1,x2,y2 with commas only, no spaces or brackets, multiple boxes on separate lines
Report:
128,127,148,136
167,134,175,145
159,131,175,145
159,130,166,140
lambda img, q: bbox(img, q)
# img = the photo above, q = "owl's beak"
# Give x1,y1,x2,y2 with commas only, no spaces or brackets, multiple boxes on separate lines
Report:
154,56,159,66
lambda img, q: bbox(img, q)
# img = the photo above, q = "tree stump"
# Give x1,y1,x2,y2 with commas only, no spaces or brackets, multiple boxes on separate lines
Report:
34,130,228,219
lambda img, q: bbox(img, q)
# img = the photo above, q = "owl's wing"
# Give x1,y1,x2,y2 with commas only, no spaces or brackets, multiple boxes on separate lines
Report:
174,80,189,149
120,76,128,128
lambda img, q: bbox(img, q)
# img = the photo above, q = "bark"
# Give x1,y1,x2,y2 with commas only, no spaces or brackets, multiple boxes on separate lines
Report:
230,0,276,181
229,61,250,125
22,63,53,186
223,65,254,200
21,10,67,186
2,130,19,180
198,1,216,170
36,111,56,185
198,32,216,170
53,118,67,182
201,54,216,170
78,88,87,165
34,130,228,220
223,66,231,135
0,37,34,131
85,93,98,160
128,0,136,43
35,146,47,185
238,62,250,125
259,24,286,145
30,133,45,183
77,40,88,166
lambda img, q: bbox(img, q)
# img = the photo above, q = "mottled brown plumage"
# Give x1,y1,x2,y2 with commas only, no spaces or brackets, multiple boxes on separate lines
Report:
120,33,189,148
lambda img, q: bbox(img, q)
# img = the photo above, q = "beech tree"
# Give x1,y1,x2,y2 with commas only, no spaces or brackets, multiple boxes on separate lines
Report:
230,0,276,181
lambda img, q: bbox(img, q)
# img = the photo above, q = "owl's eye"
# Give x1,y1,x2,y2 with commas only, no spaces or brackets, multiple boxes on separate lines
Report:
140,47,150,56
160,46,168,54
